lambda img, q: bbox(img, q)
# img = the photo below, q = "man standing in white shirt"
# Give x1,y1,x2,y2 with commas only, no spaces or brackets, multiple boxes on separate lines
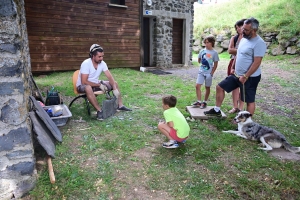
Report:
205,17,267,116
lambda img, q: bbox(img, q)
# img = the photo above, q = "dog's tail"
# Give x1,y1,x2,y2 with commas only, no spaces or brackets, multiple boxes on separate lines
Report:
283,141,300,153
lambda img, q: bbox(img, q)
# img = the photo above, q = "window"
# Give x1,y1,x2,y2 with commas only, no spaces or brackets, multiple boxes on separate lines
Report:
110,0,125,5
109,0,126,7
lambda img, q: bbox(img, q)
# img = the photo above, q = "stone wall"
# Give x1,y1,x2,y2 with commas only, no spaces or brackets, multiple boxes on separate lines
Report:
143,0,197,68
0,0,36,199
193,28,300,56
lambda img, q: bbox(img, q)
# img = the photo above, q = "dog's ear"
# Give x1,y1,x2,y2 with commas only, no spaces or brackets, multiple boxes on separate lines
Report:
247,113,252,118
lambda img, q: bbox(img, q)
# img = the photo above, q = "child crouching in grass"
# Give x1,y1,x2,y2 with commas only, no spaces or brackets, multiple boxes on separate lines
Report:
158,95,190,148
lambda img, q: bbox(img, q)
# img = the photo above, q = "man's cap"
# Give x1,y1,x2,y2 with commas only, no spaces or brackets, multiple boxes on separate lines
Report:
90,44,103,52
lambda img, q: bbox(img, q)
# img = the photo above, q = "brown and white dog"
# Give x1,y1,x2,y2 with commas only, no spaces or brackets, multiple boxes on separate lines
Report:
223,111,300,153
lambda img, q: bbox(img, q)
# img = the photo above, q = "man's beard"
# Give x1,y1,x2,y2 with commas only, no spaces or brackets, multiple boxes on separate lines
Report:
94,59,102,64
243,32,252,40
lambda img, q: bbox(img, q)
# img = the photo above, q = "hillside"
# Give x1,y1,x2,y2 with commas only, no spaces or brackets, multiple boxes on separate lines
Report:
193,0,300,40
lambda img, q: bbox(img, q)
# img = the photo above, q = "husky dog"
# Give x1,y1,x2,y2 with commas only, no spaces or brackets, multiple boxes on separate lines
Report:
223,111,300,153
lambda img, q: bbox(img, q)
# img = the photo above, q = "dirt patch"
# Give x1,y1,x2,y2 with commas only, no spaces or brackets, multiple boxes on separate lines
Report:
255,59,300,118
111,136,174,200
146,94,164,100
268,148,300,161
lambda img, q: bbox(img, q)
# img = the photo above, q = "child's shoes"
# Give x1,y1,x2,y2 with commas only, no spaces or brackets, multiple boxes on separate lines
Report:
162,140,179,148
200,102,207,109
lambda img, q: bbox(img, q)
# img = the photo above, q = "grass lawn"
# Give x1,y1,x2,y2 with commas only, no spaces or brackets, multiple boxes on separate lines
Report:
28,55,300,199
194,0,300,39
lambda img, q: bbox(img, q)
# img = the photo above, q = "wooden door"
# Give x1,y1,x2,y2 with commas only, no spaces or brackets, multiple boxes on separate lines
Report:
172,19,183,64
143,17,150,66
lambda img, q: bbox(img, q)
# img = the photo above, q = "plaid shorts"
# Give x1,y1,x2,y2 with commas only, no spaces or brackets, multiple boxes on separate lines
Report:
77,80,112,93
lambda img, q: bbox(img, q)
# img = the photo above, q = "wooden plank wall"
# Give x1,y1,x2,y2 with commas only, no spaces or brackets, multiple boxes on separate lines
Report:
24,0,141,73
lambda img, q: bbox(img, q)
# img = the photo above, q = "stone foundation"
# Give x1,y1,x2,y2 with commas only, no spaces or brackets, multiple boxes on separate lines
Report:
0,0,36,199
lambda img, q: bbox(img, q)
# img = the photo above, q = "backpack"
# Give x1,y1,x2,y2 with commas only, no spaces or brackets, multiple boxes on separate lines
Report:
45,86,62,106
233,34,239,47
228,34,239,59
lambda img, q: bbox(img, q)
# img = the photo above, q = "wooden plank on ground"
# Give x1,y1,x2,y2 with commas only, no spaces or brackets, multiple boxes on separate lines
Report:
186,106,227,120
29,111,56,158
29,96,62,142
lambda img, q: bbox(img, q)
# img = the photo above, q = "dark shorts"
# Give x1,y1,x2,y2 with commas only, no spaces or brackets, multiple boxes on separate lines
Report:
77,80,112,93
218,74,261,103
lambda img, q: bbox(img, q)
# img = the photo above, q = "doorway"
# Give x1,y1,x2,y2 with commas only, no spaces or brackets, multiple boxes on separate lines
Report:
172,19,183,64
143,17,150,66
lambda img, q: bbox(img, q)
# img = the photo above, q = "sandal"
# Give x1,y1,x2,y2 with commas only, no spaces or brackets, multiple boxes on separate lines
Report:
228,108,240,114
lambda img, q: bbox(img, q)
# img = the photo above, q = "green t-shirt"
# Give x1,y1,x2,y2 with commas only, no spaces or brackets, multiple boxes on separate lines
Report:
163,107,190,139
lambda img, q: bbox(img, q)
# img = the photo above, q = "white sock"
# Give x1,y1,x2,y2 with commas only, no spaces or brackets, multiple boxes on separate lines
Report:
214,107,220,112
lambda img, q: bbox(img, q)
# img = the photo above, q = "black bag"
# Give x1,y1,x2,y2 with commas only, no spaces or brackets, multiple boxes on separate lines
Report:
45,86,62,106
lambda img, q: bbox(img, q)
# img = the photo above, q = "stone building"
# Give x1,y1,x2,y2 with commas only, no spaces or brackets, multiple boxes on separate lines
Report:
0,0,36,199
142,0,197,68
